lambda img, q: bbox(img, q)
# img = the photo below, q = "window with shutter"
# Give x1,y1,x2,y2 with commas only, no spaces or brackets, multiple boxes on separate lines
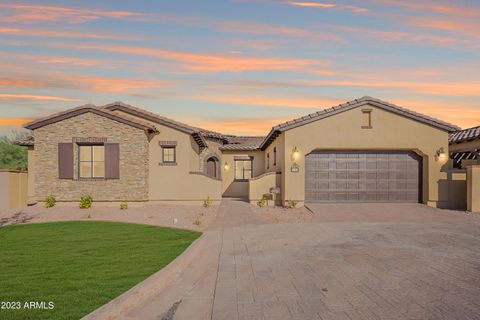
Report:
105,143,120,179
58,143,74,179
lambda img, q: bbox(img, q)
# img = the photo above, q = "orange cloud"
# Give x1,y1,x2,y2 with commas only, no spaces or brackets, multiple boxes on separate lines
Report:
197,94,344,109
0,4,147,23
372,0,480,18
193,118,290,136
63,43,329,73
0,94,79,102
288,2,335,8
409,19,480,40
9,53,115,68
0,118,33,126
0,75,172,93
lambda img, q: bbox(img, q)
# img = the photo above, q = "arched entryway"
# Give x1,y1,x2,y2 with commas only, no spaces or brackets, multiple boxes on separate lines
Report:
205,156,220,178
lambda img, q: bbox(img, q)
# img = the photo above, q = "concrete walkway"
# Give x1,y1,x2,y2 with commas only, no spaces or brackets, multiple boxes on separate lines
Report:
84,200,480,320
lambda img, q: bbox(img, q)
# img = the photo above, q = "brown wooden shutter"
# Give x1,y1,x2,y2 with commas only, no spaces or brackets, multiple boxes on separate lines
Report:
105,143,120,179
58,143,73,179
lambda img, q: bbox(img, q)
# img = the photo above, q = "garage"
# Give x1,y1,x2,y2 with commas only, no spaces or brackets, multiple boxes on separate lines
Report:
305,150,422,203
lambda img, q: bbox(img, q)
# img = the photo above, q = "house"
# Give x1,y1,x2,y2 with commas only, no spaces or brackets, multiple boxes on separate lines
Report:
17,96,469,208
449,126,480,169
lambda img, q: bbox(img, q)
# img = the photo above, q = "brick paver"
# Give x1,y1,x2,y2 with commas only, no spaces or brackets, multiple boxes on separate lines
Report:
212,200,480,320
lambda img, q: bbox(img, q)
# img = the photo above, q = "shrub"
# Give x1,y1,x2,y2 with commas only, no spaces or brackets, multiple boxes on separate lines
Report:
79,195,93,209
203,196,212,208
257,195,268,207
286,200,298,208
120,202,128,210
44,195,56,208
0,131,29,171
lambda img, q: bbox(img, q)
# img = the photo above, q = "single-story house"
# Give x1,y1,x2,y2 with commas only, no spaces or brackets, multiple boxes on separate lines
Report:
17,96,473,208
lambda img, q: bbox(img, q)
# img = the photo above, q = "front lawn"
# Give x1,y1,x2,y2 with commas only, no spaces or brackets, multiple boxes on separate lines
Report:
0,221,201,320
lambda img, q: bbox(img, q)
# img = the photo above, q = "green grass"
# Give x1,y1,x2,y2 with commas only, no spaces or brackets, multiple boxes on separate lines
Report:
0,221,201,320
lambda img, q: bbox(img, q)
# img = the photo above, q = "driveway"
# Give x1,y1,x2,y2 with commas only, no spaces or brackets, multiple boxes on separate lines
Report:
84,200,480,320
211,201,480,320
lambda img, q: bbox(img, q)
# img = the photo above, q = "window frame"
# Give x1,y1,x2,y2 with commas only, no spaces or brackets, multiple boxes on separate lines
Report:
78,143,105,179
234,159,253,181
161,145,176,164
267,153,270,169
273,147,277,166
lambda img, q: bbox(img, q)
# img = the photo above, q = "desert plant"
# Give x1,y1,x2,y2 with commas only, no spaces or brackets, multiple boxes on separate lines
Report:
44,195,56,208
79,195,93,209
203,196,212,208
120,202,128,210
0,131,29,171
257,195,268,207
286,199,298,208
193,217,201,226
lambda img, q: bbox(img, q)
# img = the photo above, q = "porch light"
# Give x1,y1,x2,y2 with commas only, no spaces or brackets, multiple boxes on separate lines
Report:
436,147,447,161
224,162,229,170
291,146,300,161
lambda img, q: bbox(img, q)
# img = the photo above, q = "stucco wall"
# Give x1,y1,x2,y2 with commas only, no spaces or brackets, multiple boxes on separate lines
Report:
281,104,450,207
248,171,281,205
34,112,149,201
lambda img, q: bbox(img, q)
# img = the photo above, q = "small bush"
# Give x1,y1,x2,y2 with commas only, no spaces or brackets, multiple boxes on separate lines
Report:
44,195,56,208
257,195,268,207
79,195,93,209
120,202,128,210
286,199,298,208
203,196,212,208
193,217,201,226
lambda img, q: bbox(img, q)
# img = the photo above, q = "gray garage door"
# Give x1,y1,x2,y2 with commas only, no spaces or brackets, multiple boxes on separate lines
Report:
305,151,422,203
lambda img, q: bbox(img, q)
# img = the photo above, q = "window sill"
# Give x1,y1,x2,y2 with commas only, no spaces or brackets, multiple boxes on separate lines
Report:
78,177,106,181
234,179,249,182
361,126,373,129
159,162,177,166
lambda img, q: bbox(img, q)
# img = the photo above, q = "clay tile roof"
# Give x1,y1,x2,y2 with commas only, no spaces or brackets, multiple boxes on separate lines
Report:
261,96,460,150
219,136,265,151
13,135,35,146
449,126,480,144
23,104,157,132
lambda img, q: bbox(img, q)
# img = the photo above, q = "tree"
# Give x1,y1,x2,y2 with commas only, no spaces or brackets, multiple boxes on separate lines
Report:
0,131,29,171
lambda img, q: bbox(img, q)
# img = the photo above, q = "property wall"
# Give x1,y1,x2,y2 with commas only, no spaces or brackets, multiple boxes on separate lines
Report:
222,150,265,198
467,165,480,212
282,104,450,207
0,170,28,212
445,170,467,210
248,172,281,205
34,112,149,201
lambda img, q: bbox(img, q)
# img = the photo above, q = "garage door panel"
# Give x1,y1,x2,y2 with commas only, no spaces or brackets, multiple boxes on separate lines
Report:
305,150,421,203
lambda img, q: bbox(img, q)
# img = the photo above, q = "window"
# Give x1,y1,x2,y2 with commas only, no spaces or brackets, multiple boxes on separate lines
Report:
79,145,105,178
273,147,277,166
361,109,372,128
162,146,176,163
267,153,270,169
234,159,252,180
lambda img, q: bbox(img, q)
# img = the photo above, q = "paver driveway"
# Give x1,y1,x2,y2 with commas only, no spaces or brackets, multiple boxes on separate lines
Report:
211,200,480,320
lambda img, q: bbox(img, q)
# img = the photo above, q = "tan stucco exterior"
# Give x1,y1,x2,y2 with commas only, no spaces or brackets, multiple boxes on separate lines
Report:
278,104,450,207
467,165,480,212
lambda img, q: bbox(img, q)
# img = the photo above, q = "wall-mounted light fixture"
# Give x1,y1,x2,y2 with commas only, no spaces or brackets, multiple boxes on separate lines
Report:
436,147,447,162
291,146,300,162
224,162,229,170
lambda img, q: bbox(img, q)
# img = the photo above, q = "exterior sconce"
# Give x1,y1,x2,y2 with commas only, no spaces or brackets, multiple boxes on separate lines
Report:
224,162,229,170
436,147,447,162
291,146,300,162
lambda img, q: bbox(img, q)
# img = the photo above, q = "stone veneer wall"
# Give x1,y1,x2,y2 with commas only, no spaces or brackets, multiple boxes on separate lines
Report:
34,112,149,201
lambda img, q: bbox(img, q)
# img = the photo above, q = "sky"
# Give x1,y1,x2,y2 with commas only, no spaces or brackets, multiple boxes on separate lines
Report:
0,0,479,136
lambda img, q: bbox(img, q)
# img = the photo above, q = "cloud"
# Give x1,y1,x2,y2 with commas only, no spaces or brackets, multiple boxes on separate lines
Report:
0,118,33,126
7,53,117,68
287,1,368,13
371,0,480,18
62,43,331,73
0,4,148,23
0,94,80,102
408,18,480,40
0,27,133,40
192,117,289,135
196,94,344,109
0,75,172,93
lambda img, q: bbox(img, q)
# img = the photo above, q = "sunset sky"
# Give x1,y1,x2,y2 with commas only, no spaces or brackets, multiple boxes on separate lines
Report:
0,0,479,136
